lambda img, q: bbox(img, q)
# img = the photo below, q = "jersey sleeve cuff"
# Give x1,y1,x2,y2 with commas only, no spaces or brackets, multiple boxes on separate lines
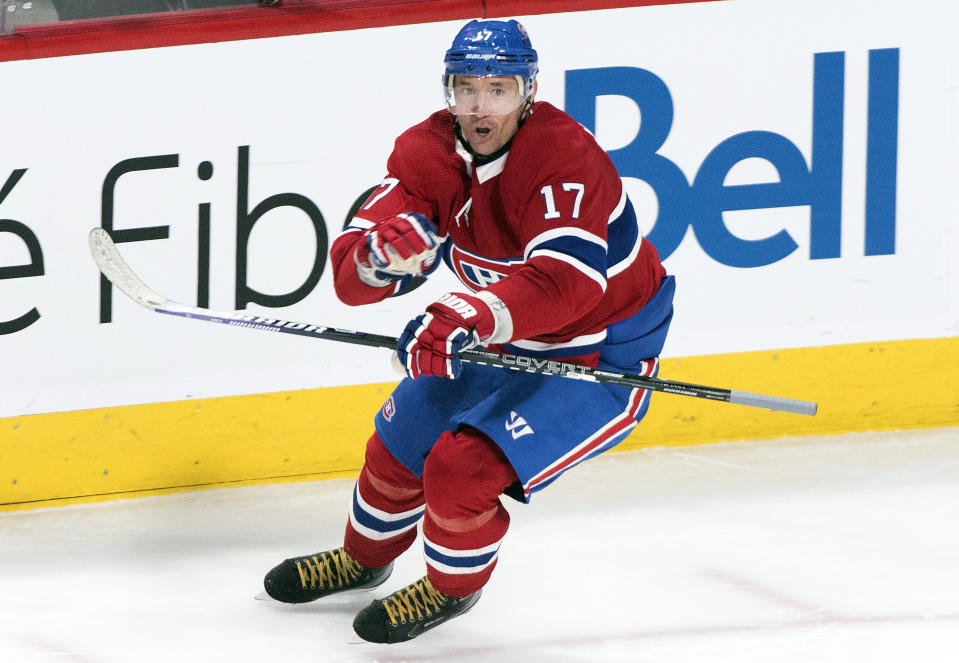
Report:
475,290,513,344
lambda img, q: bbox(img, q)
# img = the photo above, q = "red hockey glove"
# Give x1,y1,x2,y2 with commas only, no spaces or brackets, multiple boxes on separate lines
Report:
397,292,495,379
355,213,439,286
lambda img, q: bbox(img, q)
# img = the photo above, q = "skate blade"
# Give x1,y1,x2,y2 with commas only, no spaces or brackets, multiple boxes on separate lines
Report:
254,591,275,602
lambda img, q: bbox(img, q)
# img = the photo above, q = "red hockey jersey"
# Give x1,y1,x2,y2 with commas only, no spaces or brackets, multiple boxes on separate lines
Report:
330,102,667,363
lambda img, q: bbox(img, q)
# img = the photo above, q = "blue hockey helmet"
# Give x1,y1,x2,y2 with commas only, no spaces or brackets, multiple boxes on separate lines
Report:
443,19,539,111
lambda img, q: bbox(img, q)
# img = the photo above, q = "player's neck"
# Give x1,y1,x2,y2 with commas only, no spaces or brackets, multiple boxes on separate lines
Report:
454,122,514,165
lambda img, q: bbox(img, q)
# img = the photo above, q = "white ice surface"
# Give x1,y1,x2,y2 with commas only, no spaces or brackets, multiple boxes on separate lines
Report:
1,428,958,662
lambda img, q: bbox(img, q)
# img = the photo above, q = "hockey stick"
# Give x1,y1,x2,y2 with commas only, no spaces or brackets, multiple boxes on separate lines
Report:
88,228,817,416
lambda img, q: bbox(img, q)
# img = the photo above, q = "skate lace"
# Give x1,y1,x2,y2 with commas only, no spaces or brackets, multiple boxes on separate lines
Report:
382,577,448,626
294,548,362,590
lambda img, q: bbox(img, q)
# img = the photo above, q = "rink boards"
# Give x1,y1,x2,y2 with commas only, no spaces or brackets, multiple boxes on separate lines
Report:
2,0,958,509
4,336,958,510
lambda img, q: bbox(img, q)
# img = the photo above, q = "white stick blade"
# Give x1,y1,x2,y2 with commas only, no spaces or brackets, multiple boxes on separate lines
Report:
88,228,168,311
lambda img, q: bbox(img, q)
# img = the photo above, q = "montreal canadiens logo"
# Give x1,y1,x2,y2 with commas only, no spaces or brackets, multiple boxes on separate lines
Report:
449,245,516,289
382,396,396,421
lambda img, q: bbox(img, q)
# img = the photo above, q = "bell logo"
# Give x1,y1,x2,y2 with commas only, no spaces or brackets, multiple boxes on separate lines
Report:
565,49,900,266
505,411,534,439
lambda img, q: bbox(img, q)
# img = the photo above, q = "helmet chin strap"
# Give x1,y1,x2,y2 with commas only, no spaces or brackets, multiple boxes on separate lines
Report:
451,93,535,162
453,121,511,164
453,121,482,161
453,109,534,164
519,96,534,122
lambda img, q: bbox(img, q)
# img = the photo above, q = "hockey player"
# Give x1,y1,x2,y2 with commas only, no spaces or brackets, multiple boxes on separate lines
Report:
263,18,675,643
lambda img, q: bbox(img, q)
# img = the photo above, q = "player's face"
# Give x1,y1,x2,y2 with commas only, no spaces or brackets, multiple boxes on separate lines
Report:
449,76,532,156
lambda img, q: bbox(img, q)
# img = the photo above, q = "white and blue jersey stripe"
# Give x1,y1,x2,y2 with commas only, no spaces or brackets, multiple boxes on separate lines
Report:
348,482,424,541
423,538,502,576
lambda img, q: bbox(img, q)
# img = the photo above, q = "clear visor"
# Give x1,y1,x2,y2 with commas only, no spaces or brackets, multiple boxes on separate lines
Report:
445,75,528,117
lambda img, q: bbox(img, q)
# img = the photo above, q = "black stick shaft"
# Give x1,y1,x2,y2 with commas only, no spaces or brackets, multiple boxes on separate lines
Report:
155,305,817,416
89,227,817,416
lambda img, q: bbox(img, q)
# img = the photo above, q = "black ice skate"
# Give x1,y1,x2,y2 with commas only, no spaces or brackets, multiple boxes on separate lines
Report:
352,576,481,643
262,547,392,603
